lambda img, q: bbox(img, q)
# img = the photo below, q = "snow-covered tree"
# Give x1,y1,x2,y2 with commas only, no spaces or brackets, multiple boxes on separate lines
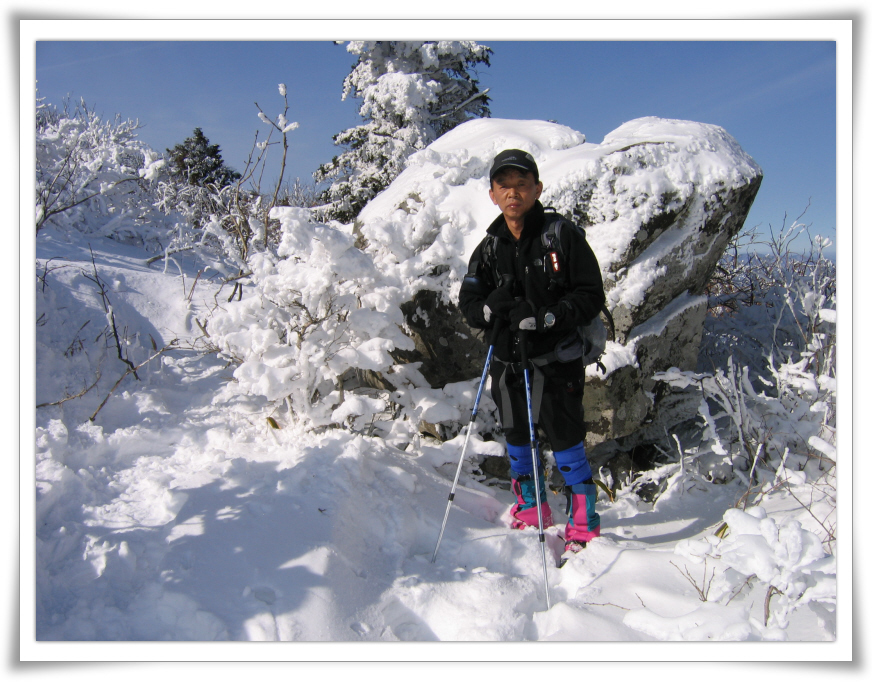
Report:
315,41,492,222
35,94,169,245
165,127,241,188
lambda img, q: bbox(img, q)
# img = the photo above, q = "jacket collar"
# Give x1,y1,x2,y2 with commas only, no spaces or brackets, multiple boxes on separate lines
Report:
486,200,547,241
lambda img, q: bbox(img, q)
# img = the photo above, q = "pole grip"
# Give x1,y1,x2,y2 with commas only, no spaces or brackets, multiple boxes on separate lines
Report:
488,315,504,346
519,328,529,371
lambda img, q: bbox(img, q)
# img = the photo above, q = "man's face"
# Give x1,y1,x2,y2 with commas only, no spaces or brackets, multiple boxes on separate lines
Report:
489,168,543,222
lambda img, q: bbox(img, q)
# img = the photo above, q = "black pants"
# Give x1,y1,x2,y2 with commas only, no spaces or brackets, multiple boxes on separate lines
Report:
489,358,586,452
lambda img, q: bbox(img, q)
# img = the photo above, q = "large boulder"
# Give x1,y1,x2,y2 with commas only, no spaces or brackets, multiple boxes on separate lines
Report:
355,117,762,461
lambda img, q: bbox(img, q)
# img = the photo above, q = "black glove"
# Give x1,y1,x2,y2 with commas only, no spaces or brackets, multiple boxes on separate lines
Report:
510,300,537,331
483,287,515,323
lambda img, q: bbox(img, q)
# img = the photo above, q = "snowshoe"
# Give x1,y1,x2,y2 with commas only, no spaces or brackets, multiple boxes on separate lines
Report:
564,539,587,553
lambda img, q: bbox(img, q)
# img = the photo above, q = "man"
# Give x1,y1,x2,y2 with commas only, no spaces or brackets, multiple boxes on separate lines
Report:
458,149,606,552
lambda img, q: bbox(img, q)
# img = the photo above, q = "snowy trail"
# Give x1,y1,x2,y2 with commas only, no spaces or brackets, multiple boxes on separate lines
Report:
34,350,835,643
35,340,734,643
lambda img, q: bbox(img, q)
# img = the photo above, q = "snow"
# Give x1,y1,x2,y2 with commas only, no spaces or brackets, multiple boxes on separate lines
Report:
31,229,838,649
27,113,842,660
627,291,708,341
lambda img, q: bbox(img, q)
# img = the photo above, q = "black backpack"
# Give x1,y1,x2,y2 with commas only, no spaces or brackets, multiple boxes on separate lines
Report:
478,209,615,373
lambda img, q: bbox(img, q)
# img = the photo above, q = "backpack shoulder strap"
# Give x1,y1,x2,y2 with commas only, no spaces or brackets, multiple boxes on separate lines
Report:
541,208,586,256
541,210,611,338
472,233,503,288
541,208,562,252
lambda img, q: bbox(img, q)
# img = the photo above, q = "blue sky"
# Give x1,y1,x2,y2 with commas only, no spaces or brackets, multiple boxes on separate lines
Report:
34,38,838,252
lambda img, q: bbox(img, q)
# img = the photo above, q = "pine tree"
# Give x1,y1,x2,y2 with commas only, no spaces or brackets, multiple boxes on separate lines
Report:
315,41,492,222
166,127,241,188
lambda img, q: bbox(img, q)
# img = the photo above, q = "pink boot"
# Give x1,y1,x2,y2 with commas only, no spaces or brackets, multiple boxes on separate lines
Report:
510,473,553,530
564,480,601,551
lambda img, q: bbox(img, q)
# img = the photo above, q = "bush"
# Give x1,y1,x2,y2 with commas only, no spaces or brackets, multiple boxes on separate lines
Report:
656,211,835,484
35,95,170,246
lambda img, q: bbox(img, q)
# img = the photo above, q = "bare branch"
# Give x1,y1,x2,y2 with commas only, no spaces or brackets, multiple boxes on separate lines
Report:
145,246,195,265
670,560,713,602
36,371,102,409
89,340,179,422
725,574,757,606
763,585,783,627
85,245,139,379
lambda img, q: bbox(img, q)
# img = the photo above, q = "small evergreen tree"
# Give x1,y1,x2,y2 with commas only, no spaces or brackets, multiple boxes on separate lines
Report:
315,41,492,222
166,127,241,188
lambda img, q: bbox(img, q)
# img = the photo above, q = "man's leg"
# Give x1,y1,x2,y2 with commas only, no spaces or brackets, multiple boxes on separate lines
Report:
506,443,553,529
491,363,553,530
539,367,600,550
553,441,601,549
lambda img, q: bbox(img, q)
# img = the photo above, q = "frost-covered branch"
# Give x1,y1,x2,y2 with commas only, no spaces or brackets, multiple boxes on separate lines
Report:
255,83,299,216
665,213,836,480
35,95,168,244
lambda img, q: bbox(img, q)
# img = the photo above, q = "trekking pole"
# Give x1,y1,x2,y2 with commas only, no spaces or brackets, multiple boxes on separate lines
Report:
431,319,503,563
520,329,552,609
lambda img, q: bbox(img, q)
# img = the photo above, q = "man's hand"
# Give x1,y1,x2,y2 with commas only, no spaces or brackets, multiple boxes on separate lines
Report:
510,301,537,331
483,287,514,323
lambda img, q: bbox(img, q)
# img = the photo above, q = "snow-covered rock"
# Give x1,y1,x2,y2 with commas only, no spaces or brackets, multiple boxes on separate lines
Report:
356,116,763,458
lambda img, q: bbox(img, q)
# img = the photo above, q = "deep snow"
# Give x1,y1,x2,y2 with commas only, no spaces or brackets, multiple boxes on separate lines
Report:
27,229,840,655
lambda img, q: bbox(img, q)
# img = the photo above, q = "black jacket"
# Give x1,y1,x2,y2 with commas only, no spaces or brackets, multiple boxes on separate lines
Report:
458,201,605,365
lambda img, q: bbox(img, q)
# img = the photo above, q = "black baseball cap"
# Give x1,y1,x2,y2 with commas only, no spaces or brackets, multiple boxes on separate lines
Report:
489,149,539,182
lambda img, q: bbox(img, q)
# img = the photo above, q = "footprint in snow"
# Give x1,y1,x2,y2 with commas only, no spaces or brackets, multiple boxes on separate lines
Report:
251,587,277,605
